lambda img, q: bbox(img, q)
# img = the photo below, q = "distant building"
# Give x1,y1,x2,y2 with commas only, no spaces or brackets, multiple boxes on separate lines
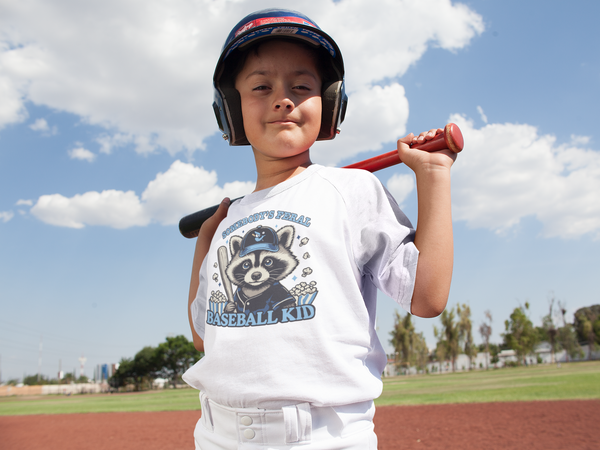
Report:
93,363,119,382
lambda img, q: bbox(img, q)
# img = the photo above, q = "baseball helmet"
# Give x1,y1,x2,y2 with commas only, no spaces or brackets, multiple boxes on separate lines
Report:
213,8,348,146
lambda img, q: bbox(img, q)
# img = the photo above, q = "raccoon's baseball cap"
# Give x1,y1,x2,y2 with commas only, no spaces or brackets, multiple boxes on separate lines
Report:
239,225,279,256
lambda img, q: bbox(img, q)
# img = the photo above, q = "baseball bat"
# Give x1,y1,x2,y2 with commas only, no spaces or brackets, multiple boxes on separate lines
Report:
179,123,463,238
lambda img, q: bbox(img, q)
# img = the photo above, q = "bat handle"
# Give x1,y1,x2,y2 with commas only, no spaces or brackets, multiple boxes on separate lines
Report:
179,197,243,238
343,123,463,172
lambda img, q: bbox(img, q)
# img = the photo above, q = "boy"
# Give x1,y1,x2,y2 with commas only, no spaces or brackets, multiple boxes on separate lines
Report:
183,8,455,449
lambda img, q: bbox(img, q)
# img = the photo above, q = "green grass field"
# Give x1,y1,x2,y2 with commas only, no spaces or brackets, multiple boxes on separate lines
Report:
1,361,599,416
377,360,600,406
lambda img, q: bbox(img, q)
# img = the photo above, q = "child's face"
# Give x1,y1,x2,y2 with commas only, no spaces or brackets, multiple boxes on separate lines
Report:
235,40,322,161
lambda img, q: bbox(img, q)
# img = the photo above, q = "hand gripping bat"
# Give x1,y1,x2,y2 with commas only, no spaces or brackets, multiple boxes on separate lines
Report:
179,123,463,238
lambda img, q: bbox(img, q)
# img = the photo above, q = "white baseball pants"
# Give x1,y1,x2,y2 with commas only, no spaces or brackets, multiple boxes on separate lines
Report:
194,393,378,449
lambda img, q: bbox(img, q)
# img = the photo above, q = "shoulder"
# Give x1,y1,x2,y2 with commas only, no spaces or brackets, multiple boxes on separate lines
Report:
313,165,384,196
314,165,413,226
311,165,402,221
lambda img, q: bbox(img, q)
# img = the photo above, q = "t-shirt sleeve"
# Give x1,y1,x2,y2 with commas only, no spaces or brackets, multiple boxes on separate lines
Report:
340,169,419,312
190,256,209,339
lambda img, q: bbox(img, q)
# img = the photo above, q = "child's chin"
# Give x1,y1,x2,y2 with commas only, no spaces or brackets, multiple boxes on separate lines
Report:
258,133,317,155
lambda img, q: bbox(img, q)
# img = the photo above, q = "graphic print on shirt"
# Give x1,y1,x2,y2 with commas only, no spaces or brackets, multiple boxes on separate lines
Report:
207,224,318,328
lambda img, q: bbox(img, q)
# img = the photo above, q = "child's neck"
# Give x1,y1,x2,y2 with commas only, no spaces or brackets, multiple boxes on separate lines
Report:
253,150,313,192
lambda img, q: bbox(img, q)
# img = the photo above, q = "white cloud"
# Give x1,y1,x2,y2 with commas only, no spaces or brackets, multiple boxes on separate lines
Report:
386,174,415,207
0,63,28,126
450,115,600,239
96,133,133,155
69,147,96,162
0,0,483,161
31,190,149,229
30,161,254,229
29,118,47,131
477,106,488,124
0,211,14,223
29,117,57,135
312,83,409,165
16,199,33,206
319,0,484,88
570,135,591,146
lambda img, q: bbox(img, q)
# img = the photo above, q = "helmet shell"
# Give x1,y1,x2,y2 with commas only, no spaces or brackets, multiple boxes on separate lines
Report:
213,8,348,146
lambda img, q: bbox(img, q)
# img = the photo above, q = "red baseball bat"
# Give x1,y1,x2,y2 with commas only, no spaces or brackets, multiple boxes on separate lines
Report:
179,123,463,238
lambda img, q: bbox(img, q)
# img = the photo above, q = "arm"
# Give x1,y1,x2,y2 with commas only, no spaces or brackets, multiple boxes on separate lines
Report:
188,198,231,351
397,129,456,318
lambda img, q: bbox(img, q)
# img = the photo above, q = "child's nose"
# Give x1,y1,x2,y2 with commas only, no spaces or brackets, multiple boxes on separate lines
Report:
274,99,293,110
273,87,294,110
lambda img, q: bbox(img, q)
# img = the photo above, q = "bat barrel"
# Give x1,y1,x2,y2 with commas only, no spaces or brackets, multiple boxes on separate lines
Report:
179,123,463,238
343,123,463,172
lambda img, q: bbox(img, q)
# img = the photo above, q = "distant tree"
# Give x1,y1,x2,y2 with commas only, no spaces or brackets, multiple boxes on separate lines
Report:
488,343,500,364
390,311,414,371
413,332,430,372
479,310,493,369
503,302,539,365
573,305,600,360
556,301,582,362
109,358,134,389
457,304,476,370
109,336,202,391
23,374,50,385
109,346,161,391
539,295,559,363
434,307,459,372
154,335,203,387
132,346,160,390
61,372,77,384
390,311,430,373
581,318,599,360
122,346,160,390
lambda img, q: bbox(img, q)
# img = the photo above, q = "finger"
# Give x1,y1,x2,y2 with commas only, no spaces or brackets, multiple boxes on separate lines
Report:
212,197,231,221
414,128,443,144
201,197,230,233
398,132,415,145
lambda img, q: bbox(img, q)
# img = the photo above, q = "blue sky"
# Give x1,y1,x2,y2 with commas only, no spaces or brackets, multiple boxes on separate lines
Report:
1,0,599,382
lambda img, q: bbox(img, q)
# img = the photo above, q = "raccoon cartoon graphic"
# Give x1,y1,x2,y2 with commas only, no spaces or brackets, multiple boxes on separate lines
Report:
224,225,298,320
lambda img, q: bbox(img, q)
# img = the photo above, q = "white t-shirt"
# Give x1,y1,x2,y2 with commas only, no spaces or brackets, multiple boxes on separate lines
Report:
183,165,418,409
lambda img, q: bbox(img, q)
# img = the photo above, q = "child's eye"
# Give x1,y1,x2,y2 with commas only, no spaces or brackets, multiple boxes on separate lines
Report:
252,85,270,91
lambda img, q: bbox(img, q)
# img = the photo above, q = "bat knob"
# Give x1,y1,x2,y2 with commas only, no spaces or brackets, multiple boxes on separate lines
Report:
444,123,464,153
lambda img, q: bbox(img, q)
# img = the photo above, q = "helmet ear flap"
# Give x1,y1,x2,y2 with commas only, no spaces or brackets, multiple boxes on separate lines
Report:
213,83,249,146
318,80,348,141
213,99,227,137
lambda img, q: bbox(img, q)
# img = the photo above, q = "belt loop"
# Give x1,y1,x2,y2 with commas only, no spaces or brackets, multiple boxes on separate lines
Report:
283,403,312,444
200,392,214,432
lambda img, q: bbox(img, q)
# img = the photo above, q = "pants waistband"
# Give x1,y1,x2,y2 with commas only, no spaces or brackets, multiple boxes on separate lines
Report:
200,393,312,446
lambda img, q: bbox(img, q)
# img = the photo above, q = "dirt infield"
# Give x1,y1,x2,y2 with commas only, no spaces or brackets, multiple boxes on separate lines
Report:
1,400,599,449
